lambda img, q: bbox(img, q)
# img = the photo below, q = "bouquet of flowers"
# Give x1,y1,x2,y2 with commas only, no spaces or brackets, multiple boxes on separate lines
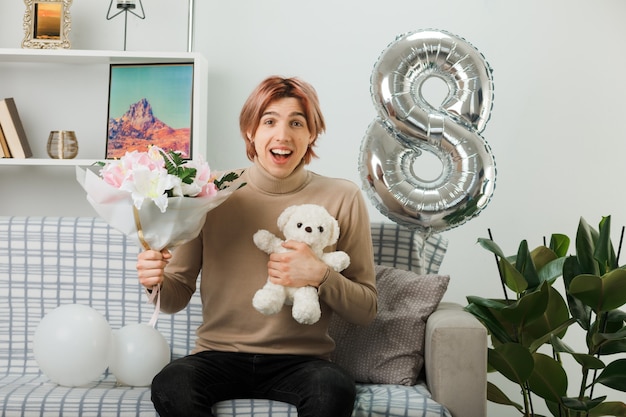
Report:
74,147,243,383
76,146,243,252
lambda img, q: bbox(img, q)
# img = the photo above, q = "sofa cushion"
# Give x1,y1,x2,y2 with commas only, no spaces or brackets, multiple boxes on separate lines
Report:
214,383,449,417
329,265,449,385
370,222,448,274
0,374,158,417
0,374,450,417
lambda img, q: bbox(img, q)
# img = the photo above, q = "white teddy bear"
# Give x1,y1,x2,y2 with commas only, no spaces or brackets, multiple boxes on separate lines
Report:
252,204,350,325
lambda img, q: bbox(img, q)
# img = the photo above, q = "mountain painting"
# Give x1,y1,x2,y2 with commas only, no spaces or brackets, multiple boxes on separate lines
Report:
106,63,194,159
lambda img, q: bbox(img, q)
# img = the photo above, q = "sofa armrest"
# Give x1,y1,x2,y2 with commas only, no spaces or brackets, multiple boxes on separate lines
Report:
424,302,487,417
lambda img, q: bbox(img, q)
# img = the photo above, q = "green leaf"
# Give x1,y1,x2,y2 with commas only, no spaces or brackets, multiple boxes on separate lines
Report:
500,282,550,329
548,334,574,354
561,396,607,412
593,310,626,354
465,299,514,344
551,335,606,369
488,343,534,385
595,216,617,275
570,270,626,312
563,256,592,329
517,240,541,290
530,245,558,273
537,256,566,285
466,296,507,310
161,149,183,172
527,352,568,402
572,353,606,370
213,171,244,190
522,287,571,348
476,237,529,294
545,399,561,417
486,381,524,411
595,358,626,391
549,233,570,258
527,318,577,353
607,309,626,323
593,326,626,343
158,149,197,185
500,258,528,294
587,401,626,417
178,166,197,184
576,217,601,275
477,237,507,258
598,339,626,355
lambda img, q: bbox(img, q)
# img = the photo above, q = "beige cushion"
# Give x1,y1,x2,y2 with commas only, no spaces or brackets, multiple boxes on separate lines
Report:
329,265,449,385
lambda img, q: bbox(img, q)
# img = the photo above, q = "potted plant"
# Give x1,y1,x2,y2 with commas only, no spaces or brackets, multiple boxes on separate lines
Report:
466,216,626,416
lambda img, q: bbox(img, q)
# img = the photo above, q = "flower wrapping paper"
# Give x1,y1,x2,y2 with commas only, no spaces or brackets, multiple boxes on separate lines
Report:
76,166,235,251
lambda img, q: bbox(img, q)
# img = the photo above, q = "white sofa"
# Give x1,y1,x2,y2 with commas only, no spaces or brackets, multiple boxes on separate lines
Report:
0,216,487,417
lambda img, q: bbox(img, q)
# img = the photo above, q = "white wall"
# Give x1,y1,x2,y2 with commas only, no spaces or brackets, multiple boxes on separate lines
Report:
2,1,625,415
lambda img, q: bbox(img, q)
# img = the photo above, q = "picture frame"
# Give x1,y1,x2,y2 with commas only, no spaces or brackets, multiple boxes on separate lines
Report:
106,63,195,159
22,0,72,49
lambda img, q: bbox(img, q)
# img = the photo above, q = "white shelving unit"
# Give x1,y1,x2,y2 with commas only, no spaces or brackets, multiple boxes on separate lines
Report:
0,48,208,166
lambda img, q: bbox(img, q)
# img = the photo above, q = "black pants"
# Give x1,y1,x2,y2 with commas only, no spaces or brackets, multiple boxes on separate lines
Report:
151,351,356,417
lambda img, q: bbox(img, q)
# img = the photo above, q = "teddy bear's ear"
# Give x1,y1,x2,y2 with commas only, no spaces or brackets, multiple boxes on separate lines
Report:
277,205,299,230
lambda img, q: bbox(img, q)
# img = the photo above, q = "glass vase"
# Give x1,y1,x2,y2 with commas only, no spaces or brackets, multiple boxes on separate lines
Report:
47,130,78,159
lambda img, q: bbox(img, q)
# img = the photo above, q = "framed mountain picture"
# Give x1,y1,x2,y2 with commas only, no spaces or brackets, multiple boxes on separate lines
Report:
106,62,194,159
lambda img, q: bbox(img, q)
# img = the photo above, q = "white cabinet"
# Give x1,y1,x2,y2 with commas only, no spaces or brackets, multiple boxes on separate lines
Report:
0,48,208,166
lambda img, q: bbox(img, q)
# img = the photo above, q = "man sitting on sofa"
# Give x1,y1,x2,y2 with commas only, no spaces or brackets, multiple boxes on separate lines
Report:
136,75,377,417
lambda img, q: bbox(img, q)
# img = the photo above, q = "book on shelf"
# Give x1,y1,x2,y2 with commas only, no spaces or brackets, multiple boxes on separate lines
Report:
0,123,11,158
0,97,32,158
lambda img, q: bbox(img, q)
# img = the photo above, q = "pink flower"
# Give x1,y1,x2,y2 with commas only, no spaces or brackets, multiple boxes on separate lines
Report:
100,160,128,188
96,146,239,213
100,150,166,189
198,181,218,198
180,158,218,198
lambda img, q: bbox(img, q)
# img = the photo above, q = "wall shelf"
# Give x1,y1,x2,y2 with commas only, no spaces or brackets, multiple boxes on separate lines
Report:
0,48,208,167
0,158,99,166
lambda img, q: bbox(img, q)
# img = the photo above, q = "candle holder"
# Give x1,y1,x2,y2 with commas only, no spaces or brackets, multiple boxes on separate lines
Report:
47,130,78,159
106,0,145,51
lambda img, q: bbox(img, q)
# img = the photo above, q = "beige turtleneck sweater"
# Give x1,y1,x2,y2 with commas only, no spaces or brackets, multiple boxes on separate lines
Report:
159,161,377,359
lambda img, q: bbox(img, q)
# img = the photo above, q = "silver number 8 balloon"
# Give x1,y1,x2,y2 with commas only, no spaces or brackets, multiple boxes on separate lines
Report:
359,29,497,234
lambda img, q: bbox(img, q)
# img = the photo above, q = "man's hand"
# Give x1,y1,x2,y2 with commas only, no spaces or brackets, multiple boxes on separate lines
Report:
136,249,171,289
267,241,328,288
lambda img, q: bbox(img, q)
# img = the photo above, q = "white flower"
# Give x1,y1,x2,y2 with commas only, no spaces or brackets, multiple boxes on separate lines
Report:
120,165,181,213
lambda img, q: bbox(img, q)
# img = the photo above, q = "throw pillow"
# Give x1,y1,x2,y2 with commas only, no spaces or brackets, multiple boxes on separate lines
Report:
329,265,449,385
